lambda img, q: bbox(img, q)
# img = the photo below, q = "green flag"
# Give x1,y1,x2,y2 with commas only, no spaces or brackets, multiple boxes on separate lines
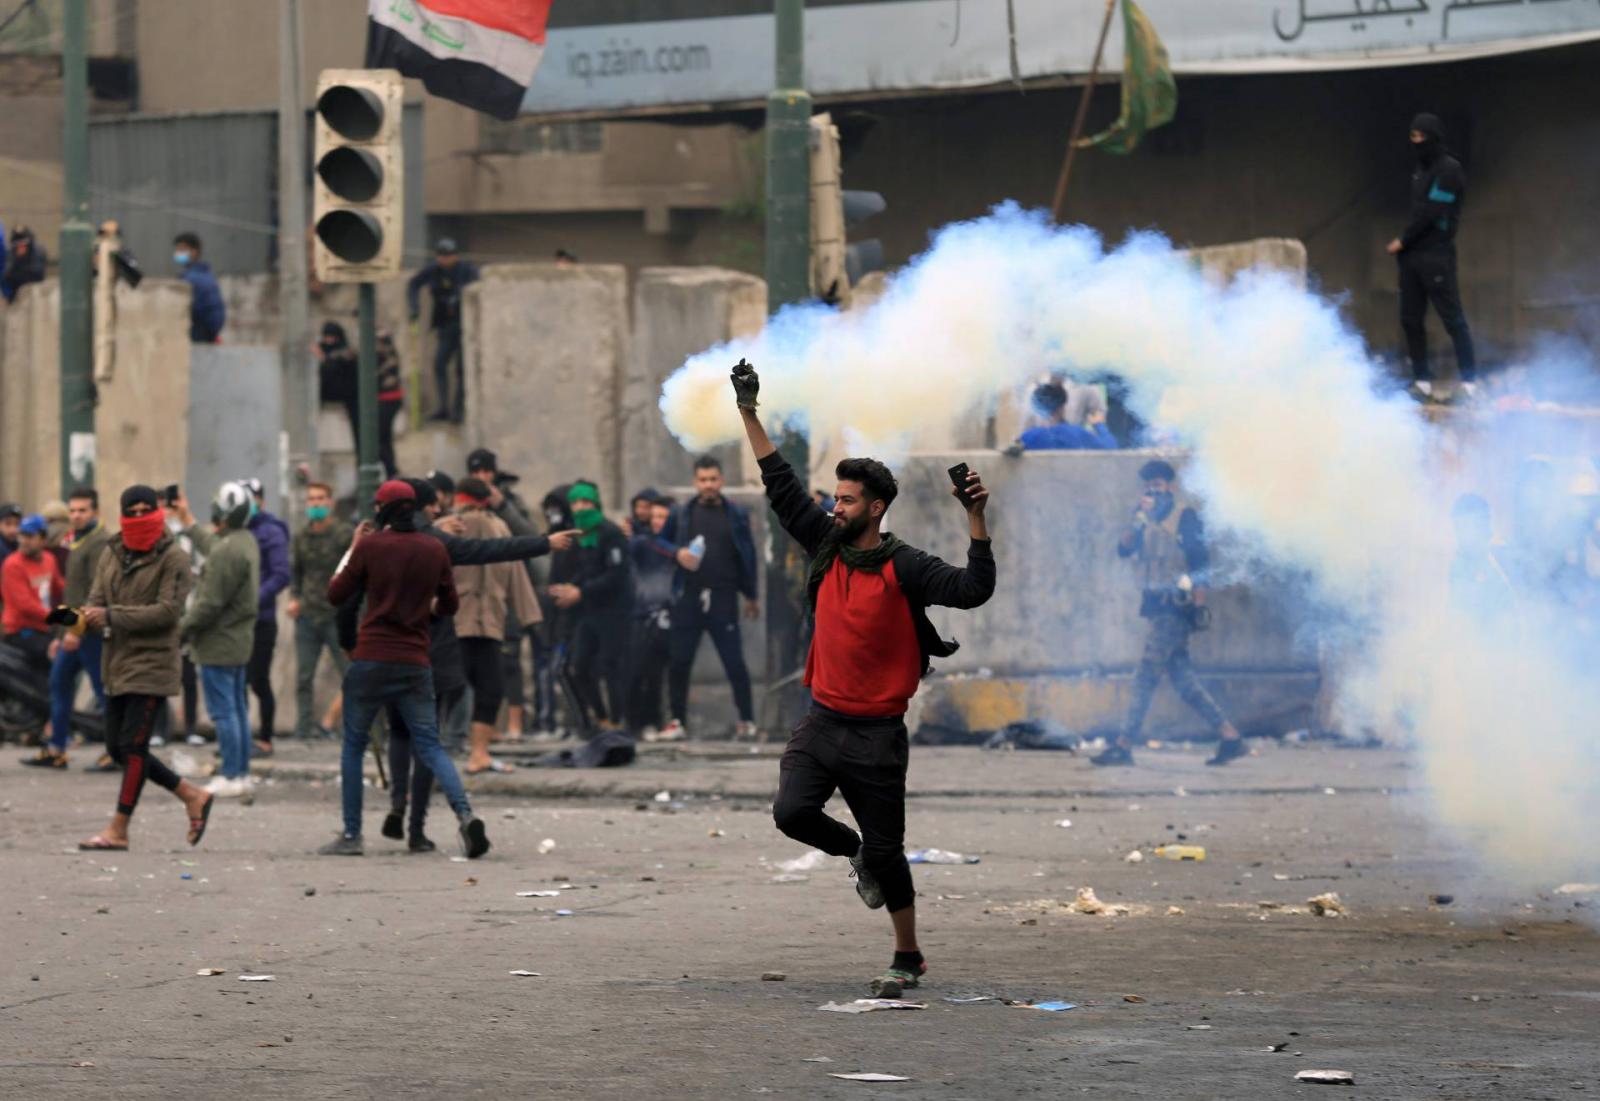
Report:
1075,0,1177,155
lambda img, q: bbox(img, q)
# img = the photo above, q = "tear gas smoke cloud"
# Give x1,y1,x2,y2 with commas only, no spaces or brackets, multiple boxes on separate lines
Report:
661,202,1600,895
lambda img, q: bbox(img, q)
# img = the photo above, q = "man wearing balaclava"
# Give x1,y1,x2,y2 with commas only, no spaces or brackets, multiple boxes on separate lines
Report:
1091,460,1247,769
548,480,633,729
75,485,216,852
177,483,261,798
1386,112,1476,401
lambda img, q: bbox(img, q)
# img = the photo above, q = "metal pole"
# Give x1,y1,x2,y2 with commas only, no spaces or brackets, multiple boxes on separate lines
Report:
278,0,315,507
765,0,811,312
356,283,382,516
1050,0,1118,222
59,0,95,495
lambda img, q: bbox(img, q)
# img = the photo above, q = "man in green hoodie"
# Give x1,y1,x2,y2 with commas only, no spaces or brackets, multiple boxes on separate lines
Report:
177,483,260,798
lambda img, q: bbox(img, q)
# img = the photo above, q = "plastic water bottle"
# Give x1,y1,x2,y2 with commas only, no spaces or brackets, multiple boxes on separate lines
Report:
688,535,706,562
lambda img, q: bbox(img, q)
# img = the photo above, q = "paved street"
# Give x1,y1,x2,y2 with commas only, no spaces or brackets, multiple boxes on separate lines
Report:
3,739,1598,1099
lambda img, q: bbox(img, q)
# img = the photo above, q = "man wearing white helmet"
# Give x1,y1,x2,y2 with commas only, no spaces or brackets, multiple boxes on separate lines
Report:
175,483,261,797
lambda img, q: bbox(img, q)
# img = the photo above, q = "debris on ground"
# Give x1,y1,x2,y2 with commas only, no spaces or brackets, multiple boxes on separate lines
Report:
653,790,672,803
303,887,316,897
1123,994,1147,1003
1184,1024,1212,1031
517,890,563,898
1295,1069,1355,1085
1166,905,1186,916
1308,892,1347,917
944,995,995,1004
762,972,787,982
906,848,980,865
818,999,926,1014
1554,883,1600,896
1054,819,1073,829
537,838,557,855
708,828,725,838
554,909,574,917
979,718,1079,752
238,974,275,982
1125,850,1145,864
775,850,832,873
1429,893,1454,906
196,968,226,976
1269,1042,1290,1052
1005,999,1076,1012
1069,887,1131,916
771,874,810,884
508,970,541,977
1153,845,1206,862
829,1072,911,1082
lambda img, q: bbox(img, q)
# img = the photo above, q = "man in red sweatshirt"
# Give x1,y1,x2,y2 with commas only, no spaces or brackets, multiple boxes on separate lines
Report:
2,514,65,692
731,361,996,999
320,480,490,859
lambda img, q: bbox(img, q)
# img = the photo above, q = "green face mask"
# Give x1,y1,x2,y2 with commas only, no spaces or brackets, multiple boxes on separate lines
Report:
306,505,331,523
572,506,602,546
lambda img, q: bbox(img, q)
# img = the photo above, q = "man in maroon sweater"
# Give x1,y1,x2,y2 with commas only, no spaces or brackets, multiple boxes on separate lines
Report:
319,480,490,859
732,361,996,998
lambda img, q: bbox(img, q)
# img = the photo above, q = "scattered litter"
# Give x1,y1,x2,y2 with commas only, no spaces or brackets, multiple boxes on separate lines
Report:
554,909,574,917
1153,845,1206,862
1008,999,1076,1012
1307,892,1347,918
517,890,563,898
818,999,925,1014
196,968,226,976
1185,1024,1213,1031
1295,1069,1355,1085
1555,883,1600,896
708,828,725,838
1430,893,1455,906
70,1060,95,1068
508,970,541,978
906,848,980,865
1323,787,1337,796
1122,994,1146,1004
1166,906,1185,916
463,877,478,886
1174,786,1188,798
776,850,832,873
450,856,468,863
238,975,275,982
304,887,316,897
1069,887,1131,916
944,995,995,1005
771,874,810,884
180,873,193,880
1054,819,1073,829
653,790,672,803
1269,1042,1290,1053
801,1057,833,1063
537,838,557,855
1125,850,1145,864
829,1073,910,1082
762,972,787,982
95,905,109,914
1258,901,1285,910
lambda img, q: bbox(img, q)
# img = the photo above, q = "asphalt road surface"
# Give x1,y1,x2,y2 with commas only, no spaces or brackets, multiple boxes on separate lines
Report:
3,739,1597,1099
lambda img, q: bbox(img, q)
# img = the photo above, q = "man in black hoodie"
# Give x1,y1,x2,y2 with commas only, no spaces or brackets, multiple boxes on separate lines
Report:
549,480,633,729
1387,112,1476,400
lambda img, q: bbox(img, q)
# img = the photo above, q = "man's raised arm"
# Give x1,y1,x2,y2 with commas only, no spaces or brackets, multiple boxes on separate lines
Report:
733,359,831,556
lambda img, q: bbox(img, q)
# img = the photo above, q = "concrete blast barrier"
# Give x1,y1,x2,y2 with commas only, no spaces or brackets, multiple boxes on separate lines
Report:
0,280,62,509
889,450,1317,739
463,264,630,508
96,282,194,500
626,267,767,491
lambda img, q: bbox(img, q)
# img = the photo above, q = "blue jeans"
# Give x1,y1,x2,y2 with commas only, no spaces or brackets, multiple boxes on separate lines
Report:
340,660,471,838
201,664,251,778
48,633,104,752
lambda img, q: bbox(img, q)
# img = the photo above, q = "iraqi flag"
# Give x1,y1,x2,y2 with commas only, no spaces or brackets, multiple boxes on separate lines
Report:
365,0,551,121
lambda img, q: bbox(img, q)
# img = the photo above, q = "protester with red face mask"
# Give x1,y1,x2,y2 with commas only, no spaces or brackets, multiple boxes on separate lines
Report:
75,485,216,852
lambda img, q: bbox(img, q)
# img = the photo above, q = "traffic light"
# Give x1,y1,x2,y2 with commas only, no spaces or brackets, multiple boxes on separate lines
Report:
808,113,885,307
313,68,404,283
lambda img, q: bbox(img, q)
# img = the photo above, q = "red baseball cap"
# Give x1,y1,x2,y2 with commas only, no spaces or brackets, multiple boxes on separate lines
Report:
374,479,416,507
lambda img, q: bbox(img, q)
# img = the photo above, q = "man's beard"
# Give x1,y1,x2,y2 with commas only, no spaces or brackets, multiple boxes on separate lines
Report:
826,513,870,546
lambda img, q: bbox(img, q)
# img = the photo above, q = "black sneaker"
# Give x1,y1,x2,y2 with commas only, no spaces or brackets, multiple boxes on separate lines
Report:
459,816,491,860
21,749,68,770
1205,738,1249,767
381,812,404,840
849,852,886,910
408,832,437,853
317,834,364,856
1089,744,1135,767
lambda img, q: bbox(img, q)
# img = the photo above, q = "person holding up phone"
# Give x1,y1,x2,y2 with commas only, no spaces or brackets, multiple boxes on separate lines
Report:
731,359,996,1001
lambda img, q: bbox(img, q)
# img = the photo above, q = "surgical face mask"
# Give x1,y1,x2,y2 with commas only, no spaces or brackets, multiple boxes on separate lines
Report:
174,250,191,266
306,505,330,523
248,499,260,519
546,508,565,527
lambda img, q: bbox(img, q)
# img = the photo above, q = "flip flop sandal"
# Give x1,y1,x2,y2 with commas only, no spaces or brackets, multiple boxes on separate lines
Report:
188,794,215,847
465,759,515,775
78,836,129,852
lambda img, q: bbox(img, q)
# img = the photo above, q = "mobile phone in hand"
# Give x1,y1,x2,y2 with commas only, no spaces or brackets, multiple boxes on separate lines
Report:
948,462,974,506
164,483,181,506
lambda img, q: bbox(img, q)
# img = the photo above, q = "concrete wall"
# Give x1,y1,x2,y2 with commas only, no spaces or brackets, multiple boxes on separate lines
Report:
0,281,62,510
95,281,193,500
463,264,631,508
185,346,283,509
624,267,767,492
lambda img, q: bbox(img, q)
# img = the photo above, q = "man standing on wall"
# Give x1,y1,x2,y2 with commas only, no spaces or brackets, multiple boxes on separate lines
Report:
1386,112,1476,402
407,237,480,423
657,455,760,742
1090,460,1247,768
732,360,996,998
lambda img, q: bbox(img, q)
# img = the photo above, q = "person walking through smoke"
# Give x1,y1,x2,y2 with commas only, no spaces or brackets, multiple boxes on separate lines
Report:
1387,112,1476,402
1091,460,1246,768
731,360,996,998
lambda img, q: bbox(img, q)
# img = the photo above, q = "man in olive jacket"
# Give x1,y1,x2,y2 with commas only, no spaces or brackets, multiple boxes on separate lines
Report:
179,483,261,796
77,485,214,852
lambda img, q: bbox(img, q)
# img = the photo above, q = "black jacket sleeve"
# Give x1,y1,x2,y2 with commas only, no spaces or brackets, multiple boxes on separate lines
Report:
576,527,630,605
758,452,833,557
896,540,996,611
1401,159,1465,250
432,527,550,565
